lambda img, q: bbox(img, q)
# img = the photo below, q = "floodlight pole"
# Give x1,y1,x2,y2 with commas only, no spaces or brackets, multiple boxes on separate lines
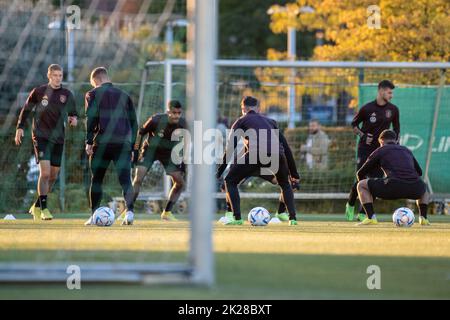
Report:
287,27,296,128
59,0,66,212
424,69,446,193
187,0,216,286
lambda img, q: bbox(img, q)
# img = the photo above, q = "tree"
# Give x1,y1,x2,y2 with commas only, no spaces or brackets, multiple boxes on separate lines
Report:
268,0,449,62
219,0,291,59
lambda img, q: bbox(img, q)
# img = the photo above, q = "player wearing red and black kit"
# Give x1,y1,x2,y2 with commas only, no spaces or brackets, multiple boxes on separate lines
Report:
15,64,78,220
132,100,187,221
346,80,400,221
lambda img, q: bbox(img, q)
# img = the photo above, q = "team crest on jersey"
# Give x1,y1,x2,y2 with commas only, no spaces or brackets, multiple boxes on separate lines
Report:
158,130,164,137
369,112,377,123
41,97,49,107
385,109,392,118
60,95,67,103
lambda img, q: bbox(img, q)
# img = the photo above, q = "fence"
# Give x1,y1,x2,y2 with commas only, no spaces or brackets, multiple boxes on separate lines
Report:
0,60,448,214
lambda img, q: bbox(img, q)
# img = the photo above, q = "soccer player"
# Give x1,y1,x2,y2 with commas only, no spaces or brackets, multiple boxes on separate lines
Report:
220,138,300,222
15,64,78,220
356,129,430,226
346,80,400,221
84,67,138,226
131,100,187,221
217,96,299,226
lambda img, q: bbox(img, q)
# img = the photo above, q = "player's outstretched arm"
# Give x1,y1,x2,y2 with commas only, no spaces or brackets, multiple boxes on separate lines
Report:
356,150,380,181
280,131,300,180
217,120,241,179
84,90,98,148
15,88,37,145
351,106,365,138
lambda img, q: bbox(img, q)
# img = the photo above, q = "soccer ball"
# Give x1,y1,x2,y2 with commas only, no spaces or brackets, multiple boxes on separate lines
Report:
93,207,115,227
248,207,271,226
392,207,415,227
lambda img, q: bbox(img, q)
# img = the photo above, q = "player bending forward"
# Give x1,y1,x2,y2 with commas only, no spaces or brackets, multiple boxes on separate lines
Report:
130,100,188,222
217,96,299,226
356,129,430,226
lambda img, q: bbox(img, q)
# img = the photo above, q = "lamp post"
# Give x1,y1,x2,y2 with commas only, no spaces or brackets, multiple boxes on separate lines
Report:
165,19,188,58
267,5,314,128
48,0,78,212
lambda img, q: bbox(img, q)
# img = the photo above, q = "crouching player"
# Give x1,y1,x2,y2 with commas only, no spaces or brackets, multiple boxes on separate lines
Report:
356,129,430,226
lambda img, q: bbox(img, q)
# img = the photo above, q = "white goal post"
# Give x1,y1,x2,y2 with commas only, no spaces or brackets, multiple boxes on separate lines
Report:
0,0,218,286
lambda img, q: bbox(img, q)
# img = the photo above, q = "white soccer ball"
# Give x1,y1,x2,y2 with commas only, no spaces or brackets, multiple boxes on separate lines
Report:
93,207,115,227
248,207,271,226
392,207,415,227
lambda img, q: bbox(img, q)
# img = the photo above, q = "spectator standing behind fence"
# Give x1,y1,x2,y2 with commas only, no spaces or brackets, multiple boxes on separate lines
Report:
300,119,330,170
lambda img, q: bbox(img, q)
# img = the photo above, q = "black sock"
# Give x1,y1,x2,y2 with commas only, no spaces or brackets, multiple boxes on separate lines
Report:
278,201,286,213
361,203,374,219
34,198,40,208
165,201,174,212
419,204,428,219
348,182,358,206
359,204,365,215
224,180,241,220
39,195,47,210
226,202,232,212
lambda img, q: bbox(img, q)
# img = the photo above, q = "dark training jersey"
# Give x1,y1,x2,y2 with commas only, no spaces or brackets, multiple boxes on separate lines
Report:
217,111,297,178
228,110,285,156
357,143,422,182
85,83,138,147
17,84,77,144
136,113,187,158
352,100,400,148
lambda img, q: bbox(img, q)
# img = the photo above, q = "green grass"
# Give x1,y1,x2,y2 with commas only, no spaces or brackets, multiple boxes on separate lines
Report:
0,213,449,299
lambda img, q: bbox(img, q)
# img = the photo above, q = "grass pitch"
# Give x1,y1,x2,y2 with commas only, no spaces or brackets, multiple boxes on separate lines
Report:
0,213,449,299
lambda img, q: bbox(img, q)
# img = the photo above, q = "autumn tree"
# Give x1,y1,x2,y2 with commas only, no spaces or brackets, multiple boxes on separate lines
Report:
268,0,449,62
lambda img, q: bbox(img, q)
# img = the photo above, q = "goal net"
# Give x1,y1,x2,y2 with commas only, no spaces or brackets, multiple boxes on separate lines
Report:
137,60,449,210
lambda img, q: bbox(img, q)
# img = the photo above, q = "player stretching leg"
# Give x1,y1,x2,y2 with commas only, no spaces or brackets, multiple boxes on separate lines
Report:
15,64,78,220
356,129,430,226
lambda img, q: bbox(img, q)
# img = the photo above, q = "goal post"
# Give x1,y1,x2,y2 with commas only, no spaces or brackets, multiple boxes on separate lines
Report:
0,0,218,286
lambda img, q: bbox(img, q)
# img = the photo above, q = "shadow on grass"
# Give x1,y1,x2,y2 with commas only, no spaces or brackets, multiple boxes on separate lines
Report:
0,250,449,299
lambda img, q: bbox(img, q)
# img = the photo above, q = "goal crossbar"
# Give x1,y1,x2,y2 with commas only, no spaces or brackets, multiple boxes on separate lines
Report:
147,59,450,69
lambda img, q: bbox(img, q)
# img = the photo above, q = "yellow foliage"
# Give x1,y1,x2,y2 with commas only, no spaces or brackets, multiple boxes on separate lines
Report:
268,0,449,62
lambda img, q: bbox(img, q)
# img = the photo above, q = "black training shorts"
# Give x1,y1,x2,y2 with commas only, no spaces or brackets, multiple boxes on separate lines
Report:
138,147,185,174
33,138,64,167
367,177,426,200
